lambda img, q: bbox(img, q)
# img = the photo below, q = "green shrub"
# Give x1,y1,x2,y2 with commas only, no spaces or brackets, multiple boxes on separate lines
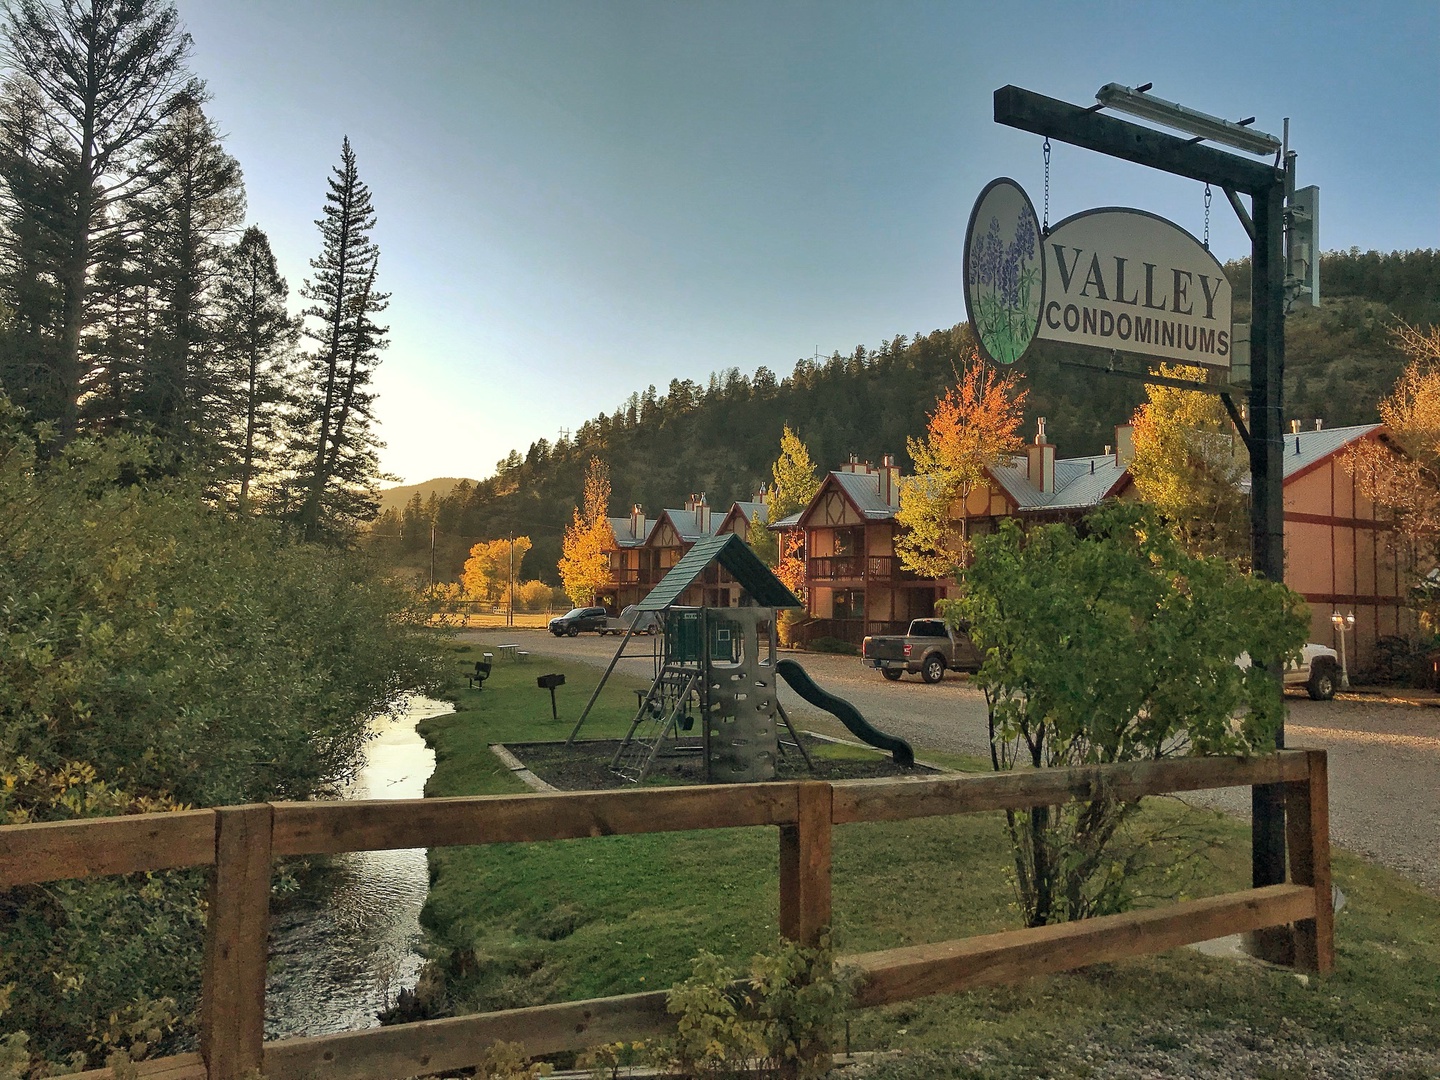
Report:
0,413,446,1064
952,504,1308,927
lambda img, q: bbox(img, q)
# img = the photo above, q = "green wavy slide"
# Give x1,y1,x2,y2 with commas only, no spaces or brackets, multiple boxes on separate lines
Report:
775,659,915,769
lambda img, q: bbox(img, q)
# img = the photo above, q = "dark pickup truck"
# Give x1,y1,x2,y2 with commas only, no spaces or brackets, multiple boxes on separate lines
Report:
861,618,984,683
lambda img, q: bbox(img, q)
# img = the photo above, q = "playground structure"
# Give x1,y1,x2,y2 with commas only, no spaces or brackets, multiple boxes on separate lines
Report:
567,533,914,783
608,605,812,783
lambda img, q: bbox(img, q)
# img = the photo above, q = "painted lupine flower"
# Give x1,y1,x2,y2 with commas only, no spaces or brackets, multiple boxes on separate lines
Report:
968,201,1042,365
969,216,1004,289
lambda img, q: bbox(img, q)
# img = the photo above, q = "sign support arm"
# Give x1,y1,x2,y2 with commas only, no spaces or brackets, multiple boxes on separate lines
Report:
1223,187,1256,242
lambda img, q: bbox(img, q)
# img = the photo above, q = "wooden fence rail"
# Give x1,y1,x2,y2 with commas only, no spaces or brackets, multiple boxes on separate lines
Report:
0,750,1333,1080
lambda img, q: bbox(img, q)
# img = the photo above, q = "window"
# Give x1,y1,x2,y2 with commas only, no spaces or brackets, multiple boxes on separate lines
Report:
833,589,865,621
833,528,861,557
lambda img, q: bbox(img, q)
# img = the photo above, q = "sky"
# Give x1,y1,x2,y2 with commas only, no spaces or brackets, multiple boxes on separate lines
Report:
180,1,1440,487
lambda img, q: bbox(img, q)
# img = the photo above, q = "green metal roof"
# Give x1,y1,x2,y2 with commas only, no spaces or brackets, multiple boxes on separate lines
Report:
635,533,802,611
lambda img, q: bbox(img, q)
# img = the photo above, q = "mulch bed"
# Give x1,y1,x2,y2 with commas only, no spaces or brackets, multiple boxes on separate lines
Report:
506,735,936,791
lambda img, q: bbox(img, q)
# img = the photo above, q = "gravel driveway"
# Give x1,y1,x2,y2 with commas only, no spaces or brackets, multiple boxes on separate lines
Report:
464,627,1440,895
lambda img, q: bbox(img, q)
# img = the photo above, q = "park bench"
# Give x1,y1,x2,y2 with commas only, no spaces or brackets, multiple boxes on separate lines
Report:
468,660,491,690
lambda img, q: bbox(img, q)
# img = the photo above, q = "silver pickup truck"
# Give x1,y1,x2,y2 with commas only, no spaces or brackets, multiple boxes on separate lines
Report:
861,618,984,684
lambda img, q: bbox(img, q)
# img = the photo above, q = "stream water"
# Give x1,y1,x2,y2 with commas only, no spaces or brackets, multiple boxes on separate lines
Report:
263,695,452,1040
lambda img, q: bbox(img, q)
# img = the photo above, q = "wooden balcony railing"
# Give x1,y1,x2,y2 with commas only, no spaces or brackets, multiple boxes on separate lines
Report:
0,752,1332,1080
807,556,926,582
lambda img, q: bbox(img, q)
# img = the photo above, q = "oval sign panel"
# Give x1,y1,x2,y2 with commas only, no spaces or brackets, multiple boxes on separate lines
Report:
964,178,1043,366
1037,207,1232,369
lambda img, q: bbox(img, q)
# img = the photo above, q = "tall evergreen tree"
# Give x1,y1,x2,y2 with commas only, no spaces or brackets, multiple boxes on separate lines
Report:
293,136,388,541
0,0,201,440
0,76,72,422
213,225,298,509
126,102,244,451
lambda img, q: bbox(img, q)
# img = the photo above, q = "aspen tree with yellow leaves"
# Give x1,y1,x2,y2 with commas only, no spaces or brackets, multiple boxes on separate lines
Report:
1344,323,1440,625
559,458,617,605
1128,364,1249,564
896,358,1027,577
462,536,532,604
749,425,820,583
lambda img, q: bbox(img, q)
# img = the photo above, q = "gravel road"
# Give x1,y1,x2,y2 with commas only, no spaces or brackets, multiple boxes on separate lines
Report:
463,627,1440,895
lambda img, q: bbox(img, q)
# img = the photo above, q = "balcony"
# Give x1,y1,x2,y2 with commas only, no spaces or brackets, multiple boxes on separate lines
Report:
605,568,658,586
807,555,922,582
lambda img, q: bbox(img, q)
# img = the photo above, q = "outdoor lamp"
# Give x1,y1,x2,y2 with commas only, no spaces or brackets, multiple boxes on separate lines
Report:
1094,83,1282,156
1330,610,1355,690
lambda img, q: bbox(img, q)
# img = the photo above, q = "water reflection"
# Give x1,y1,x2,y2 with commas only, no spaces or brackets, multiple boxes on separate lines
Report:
264,695,452,1039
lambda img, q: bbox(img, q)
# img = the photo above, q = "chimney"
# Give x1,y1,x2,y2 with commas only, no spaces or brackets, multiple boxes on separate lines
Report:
878,453,901,508
1114,424,1135,468
1290,420,1301,435
1025,417,1056,494
695,493,711,534
630,504,644,540
1315,419,1324,431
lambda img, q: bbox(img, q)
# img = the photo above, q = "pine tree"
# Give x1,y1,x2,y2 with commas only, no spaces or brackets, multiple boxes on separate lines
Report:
293,137,389,541
1,0,201,440
128,102,245,452
0,76,72,423
213,226,299,509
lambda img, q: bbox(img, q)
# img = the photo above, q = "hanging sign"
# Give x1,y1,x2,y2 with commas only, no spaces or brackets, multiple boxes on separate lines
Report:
963,178,1044,366
964,182,1232,370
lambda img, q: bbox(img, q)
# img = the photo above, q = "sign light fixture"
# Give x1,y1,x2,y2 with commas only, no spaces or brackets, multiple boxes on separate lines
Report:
1095,83,1281,156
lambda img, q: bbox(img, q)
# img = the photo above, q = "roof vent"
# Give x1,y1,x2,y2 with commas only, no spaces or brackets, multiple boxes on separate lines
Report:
1295,437,1302,455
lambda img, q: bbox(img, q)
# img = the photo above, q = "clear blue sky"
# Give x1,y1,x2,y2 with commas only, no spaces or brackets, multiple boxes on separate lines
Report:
181,1,1439,486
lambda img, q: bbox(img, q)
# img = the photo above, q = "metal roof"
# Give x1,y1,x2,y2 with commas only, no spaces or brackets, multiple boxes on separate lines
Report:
830,471,901,520
1237,423,1379,492
607,516,655,548
1282,423,1380,478
729,500,769,526
657,506,723,543
987,452,1130,512
635,533,802,611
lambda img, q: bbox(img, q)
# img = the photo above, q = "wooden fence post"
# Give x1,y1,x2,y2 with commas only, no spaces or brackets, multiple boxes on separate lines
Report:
1285,749,1335,974
201,804,274,1080
778,782,832,947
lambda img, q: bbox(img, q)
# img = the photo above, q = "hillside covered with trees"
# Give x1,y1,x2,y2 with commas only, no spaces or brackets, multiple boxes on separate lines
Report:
375,247,1440,587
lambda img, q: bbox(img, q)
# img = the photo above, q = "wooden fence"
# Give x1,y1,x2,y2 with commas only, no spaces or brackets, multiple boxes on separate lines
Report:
0,750,1332,1080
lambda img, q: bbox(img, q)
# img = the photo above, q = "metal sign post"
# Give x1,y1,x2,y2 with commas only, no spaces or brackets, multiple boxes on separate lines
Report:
991,85,1291,934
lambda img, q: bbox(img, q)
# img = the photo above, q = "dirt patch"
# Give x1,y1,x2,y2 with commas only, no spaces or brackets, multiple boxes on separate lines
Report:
506,735,934,791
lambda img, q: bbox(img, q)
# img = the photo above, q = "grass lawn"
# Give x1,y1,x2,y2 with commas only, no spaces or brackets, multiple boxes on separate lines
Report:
419,646,1440,1076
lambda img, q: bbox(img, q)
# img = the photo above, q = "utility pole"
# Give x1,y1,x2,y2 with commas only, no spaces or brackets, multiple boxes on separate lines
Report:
992,85,1292,955
429,522,436,587
508,534,515,628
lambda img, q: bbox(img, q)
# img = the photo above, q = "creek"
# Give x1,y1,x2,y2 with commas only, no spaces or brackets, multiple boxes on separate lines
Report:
263,695,452,1040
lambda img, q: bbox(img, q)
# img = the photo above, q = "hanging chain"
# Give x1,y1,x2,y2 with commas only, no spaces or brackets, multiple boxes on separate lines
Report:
1203,183,1212,250
1042,138,1051,235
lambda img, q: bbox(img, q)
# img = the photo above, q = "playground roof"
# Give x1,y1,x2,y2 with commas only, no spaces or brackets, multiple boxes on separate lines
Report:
635,533,802,611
